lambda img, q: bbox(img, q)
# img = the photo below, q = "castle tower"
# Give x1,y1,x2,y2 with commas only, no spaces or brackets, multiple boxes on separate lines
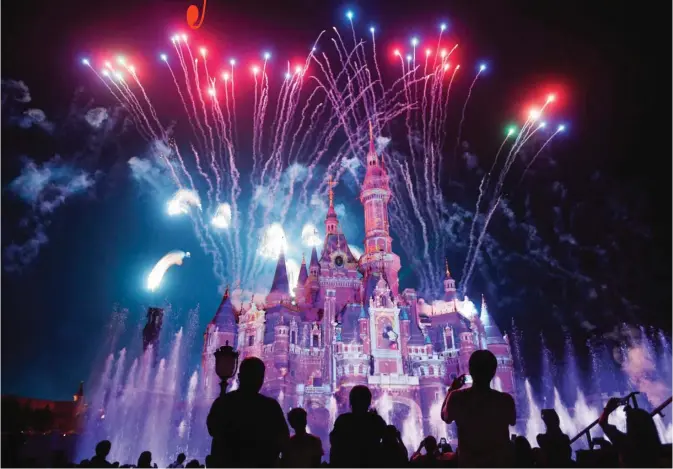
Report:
325,176,339,235
266,249,292,306
358,122,401,295
481,296,515,393
418,337,445,438
305,246,320,305
273,315,290,377
444,260,457,303
202,287,238,398
458,329,476,377
323,290,337,388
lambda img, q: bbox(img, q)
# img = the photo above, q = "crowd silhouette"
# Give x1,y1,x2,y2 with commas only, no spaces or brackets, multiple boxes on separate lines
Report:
3,351,670,468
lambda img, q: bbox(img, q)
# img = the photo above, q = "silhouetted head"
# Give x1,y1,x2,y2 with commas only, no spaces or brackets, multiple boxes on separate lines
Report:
625,407,661,449
288,407,308,432
382,424,400,442
468,349,498,386
177,453,186,464
238,357,265,392
541,409,561,431
349,385,372,413
423,436,438,453
185,459,200,468
137,451,152,467
95,440,111,458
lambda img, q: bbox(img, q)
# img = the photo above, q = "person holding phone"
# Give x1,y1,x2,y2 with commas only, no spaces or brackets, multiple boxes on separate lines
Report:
599,396,662,468
441,350,516,467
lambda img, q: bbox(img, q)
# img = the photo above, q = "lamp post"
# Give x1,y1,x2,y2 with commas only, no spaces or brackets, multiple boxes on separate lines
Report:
214,341,239,396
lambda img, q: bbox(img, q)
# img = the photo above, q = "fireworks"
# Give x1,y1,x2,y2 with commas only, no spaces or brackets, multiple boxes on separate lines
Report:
82,12,567,296
147,251,191,291
211,203,232,229
167,189,202,216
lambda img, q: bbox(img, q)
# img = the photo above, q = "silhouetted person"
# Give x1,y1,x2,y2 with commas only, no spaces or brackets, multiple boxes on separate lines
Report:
438,437,452,454
137,451,155,468
380,425,408,468
599,397,662,468
536,409,573,467
207,357,289,467
330,385,386,467
282,407,323,467
441,349,516,467
90,440,114,468
185,459,200,468
512,435,534,468
410,436,441,467
169,453,187,468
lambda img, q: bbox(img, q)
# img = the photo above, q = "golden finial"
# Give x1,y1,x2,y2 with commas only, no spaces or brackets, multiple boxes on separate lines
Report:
301,252,306,264
369,120,374,141
445,258,451,277
327,175,336,207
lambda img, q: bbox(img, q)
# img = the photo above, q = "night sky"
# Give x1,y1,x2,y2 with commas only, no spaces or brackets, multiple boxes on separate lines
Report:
2,0,670,401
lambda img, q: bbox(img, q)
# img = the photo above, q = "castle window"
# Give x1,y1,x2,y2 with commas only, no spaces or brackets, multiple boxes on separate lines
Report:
358,364,364,374
349,365,354,375
291,331,296,344
312,335,319,348
429,366,434,376
248,335,254,347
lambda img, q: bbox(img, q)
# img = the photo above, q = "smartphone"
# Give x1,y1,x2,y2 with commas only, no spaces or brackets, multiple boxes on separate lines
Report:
464,375,473,385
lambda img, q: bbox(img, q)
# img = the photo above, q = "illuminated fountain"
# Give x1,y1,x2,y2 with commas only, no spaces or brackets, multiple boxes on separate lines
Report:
77,316,672,466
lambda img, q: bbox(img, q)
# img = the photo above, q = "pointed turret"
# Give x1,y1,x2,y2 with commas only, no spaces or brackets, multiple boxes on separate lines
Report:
367,121,377,165
266,250,291,305
297,254,308,285
325,176,339,235
444,259,457,302
309,246,320,276
480,295,505,344
212,286,236,329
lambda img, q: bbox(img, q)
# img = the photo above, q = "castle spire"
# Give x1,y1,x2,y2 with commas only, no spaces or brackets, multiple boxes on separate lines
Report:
325,175,339,235
270,249,290,295
480,295,506,344
367,121,378,166
297,253,308,286
444,260,457,302
212,284,236,329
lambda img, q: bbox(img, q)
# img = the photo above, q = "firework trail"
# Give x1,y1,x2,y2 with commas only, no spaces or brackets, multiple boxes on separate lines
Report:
147,251,191,291
518,125,565,184
453,64,486,161
82,14,565,297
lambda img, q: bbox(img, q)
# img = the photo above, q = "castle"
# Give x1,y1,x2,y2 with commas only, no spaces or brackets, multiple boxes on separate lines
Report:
200,128,515,439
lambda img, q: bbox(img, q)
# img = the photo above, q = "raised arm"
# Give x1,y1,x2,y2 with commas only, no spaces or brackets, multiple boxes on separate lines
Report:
441,374,466,423
598,397,627,447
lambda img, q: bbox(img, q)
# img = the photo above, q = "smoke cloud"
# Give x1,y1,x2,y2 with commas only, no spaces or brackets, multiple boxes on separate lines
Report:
4,156,97,271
